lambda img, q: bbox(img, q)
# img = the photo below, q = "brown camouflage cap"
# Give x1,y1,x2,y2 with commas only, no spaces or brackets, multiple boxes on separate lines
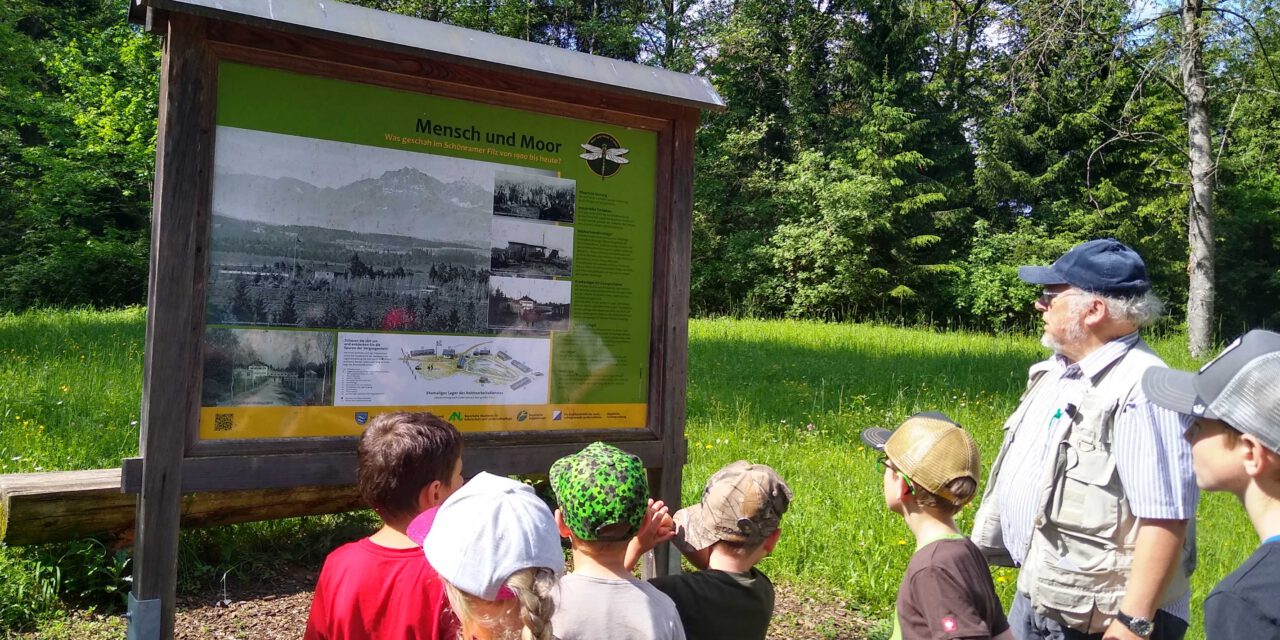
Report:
672,461,793,553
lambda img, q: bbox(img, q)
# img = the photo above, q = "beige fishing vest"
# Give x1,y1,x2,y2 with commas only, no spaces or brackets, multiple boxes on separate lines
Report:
972,340,1193,634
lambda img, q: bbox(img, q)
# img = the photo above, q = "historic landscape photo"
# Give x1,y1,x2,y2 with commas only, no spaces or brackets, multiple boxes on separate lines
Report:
490,217,573,278
488,275,572,332
493,170,577,224
202,327,335,407
206,126,494,334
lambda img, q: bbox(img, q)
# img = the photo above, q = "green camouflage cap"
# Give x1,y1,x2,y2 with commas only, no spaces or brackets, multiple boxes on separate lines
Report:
550,442,649,541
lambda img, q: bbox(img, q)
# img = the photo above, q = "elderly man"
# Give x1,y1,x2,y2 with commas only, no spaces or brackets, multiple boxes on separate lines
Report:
972,239,1197,640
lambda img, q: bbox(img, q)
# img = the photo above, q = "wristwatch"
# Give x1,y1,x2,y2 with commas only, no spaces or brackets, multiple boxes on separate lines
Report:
1116,611,1154,637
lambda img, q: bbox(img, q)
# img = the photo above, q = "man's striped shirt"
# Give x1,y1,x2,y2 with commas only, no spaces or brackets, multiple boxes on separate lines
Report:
991,332,1198,621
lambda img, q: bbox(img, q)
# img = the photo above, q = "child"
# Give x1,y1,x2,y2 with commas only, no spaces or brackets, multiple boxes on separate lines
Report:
305,412,464,640
647,460,792,640
425,471,564,640
549,441,687,640
861,412,1012,640
1143,329,1280,639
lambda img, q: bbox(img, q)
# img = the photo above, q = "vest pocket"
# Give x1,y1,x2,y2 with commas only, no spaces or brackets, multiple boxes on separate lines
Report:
1052,446,1120,539
1027,543,1124,634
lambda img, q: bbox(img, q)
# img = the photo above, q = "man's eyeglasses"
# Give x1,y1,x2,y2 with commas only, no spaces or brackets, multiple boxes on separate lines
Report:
1037,290,1081,307
876,456,914,493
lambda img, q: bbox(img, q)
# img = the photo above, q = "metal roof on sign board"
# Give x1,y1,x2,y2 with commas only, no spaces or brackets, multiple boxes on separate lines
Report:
131,0,726,111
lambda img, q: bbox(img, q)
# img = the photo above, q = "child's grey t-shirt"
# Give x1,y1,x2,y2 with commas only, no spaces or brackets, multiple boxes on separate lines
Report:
551,573,687,640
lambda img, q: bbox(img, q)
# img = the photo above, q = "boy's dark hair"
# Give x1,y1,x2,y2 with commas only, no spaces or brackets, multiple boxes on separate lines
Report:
357,412,462,522
912,476,977,514
712,538,767,558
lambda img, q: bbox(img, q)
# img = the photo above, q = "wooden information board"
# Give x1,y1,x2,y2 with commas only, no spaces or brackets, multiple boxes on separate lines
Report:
124,0,722,636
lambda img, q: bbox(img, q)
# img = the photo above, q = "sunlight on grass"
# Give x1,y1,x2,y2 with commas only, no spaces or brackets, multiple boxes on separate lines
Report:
684,318,1249,640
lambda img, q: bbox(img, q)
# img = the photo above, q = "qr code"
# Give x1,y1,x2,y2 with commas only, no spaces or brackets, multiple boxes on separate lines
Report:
214,413,234,431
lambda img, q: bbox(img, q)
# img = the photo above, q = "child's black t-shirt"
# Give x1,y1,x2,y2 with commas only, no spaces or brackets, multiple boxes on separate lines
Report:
649,567,774,640
1205,541,1280,640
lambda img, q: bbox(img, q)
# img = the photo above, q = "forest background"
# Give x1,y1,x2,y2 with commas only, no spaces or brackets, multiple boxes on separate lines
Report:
4,0,1278,340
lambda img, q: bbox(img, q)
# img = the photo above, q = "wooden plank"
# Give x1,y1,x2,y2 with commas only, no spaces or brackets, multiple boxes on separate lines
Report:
185,427,655,458
135,12,214,638
1,470,133,545
0,469,360,547
138,0,724,111
123,439,666,493
205,26,679,129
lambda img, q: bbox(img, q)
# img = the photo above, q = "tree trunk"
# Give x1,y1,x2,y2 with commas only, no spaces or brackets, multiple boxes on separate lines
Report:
1181,0,1215,357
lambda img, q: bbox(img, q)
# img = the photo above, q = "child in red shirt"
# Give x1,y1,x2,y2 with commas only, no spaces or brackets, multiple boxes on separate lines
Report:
305,412,464,640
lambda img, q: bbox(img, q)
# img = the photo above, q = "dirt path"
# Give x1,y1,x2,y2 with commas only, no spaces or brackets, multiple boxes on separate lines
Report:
27,563,874,639
173,575,873,640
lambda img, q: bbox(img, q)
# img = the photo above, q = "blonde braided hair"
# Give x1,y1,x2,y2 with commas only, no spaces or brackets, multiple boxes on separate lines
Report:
444,568,558,640
506,567,557,640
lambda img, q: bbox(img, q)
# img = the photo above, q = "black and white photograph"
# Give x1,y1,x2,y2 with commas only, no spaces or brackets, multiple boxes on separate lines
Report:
206,126,493,334
489,217,574,278
201,327,335,407
493,170,577,224
488,275,572,332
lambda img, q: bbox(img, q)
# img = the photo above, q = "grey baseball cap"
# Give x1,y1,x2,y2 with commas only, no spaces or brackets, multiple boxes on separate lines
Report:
1142,329,1280,452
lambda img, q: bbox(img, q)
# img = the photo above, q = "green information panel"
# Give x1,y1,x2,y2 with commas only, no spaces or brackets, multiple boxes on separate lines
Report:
198,62,655,439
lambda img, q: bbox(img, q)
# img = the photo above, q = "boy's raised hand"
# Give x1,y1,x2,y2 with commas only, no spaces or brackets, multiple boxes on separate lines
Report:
625,498,676,572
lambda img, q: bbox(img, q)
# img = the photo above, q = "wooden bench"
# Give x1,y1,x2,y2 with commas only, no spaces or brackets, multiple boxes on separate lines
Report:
0,469,362,546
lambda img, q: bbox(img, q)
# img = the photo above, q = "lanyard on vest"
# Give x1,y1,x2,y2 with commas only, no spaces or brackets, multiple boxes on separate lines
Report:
1264,534,1280,546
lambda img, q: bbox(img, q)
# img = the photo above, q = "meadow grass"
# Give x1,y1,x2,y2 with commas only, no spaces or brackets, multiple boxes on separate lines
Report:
0,307,144,473
0,309,1259,639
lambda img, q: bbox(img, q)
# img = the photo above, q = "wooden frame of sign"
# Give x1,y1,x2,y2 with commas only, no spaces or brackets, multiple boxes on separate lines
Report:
125,0,722,636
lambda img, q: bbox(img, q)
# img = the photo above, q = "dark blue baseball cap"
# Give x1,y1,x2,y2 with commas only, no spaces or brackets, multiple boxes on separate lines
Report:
1018,238,1150,297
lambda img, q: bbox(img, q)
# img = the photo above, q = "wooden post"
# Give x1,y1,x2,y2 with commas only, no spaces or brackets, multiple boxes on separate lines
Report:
131,13,213,639
641,108,698,578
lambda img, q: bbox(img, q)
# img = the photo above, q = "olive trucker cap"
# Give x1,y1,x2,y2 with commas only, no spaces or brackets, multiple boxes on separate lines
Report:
672,461,793,553
861,412,981,505
1143,329,1280,453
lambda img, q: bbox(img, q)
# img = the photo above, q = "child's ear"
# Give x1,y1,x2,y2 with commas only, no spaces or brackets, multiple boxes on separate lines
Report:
419,480,446,510
762,528,782,553
419,481,445,512
893,473,912,499
1241,434,1272,478
554,509,573,538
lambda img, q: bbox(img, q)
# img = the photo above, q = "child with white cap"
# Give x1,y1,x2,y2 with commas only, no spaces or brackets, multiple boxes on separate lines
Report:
1142,329,1280,639
425,472,565,640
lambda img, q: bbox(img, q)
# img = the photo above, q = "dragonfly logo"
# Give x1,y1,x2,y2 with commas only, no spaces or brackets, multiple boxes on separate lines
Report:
579,133,629,179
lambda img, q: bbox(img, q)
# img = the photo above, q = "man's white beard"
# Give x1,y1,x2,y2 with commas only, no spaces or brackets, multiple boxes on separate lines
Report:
1041,314,1088,354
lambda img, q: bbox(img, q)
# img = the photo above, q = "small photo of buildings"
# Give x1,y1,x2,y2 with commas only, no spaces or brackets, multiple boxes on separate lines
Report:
487,275,571,333
490,217,573,278
202,327,335,407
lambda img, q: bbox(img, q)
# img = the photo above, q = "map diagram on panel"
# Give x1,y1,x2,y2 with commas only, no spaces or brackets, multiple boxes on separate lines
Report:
335,332,550,406
401,339,545,392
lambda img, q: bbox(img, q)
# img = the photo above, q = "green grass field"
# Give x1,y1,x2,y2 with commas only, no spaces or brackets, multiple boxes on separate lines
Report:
0,309,1259,638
